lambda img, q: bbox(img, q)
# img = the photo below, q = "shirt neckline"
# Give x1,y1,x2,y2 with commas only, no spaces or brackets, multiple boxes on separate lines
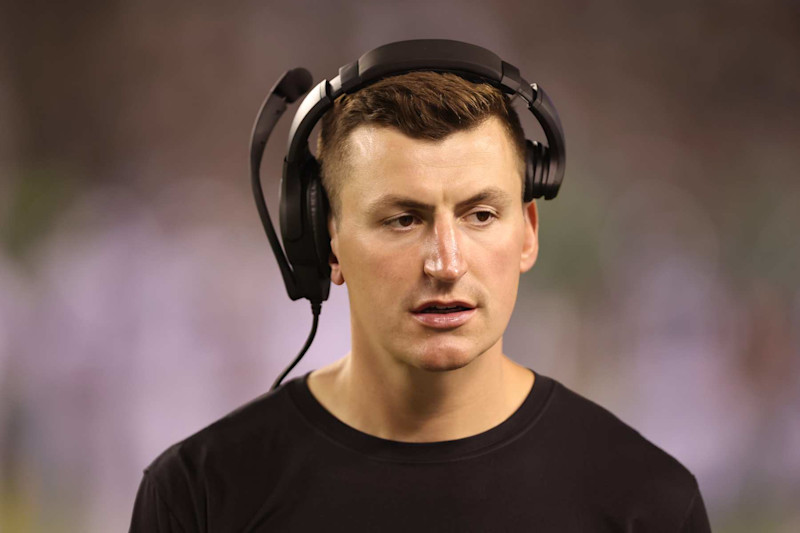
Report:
287,368,555,463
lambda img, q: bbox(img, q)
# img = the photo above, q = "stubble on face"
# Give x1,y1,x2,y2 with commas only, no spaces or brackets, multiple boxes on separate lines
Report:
328,117,537,377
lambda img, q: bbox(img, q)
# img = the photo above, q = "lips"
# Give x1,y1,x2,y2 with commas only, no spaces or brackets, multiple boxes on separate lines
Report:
411,307,476,329
411,300,475,313
410,300,477,329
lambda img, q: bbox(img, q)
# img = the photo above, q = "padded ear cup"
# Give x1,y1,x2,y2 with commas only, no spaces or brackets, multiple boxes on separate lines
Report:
305,163,332,280
524,140,540,201
525,139,553,201
280,155,331,302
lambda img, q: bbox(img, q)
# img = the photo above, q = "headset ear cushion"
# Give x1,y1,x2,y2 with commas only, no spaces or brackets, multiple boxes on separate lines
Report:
524,140,539,202
540,145,553,198
306,166,332,278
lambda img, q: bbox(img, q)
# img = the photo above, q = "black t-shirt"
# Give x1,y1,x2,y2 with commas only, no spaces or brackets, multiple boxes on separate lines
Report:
130,370,711,532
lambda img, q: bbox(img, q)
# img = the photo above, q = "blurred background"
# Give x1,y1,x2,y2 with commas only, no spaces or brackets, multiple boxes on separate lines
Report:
1,0,798,531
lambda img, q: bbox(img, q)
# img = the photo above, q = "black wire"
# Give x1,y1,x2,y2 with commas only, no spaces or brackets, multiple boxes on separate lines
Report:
270,302,322,391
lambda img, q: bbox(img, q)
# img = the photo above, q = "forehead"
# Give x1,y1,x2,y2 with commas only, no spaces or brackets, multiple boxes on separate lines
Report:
340,117,521,212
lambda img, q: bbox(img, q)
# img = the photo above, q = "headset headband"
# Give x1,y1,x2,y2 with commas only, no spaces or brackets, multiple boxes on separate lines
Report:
286,39,565,184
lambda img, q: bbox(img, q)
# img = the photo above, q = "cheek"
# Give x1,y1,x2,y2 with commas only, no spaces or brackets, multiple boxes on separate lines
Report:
342,236,415,302
488,230,521,262
490,248,522,291
473,231,523,300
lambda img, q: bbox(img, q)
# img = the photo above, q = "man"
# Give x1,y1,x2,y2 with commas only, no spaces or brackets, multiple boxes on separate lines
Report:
131,71,711,531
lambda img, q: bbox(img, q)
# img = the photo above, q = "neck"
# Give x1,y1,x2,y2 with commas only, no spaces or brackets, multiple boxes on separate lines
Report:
307,341,534,443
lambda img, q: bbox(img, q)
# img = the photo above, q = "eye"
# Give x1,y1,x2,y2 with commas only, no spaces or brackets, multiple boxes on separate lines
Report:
384,214,419,230
466,210,497,225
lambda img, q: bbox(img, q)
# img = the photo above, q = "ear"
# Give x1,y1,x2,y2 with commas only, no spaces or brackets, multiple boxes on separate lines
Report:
519,200,539,273
328,214,345,285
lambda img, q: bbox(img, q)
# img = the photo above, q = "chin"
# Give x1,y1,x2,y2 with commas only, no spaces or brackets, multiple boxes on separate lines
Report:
409,343,481,373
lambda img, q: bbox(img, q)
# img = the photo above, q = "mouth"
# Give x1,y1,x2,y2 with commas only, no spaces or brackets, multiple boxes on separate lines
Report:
411,300,476,314
415,305,473,314
410,301,477,329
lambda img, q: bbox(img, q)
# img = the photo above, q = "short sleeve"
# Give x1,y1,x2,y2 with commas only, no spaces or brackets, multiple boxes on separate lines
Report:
678,485,712,533
129,472,188,533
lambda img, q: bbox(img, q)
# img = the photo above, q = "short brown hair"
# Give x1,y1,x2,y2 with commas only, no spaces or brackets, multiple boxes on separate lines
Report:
316,71,527,221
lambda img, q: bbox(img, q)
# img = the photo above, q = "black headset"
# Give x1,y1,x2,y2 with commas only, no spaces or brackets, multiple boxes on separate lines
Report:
250,39,566,389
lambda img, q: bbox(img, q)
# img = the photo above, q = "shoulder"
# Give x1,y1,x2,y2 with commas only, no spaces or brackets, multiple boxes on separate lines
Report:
540,376,703,527
147,381,300,476
546,377,697,485
136,381,302,526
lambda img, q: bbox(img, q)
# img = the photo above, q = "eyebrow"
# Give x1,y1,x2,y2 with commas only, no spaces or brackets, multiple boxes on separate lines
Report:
365,186,513,216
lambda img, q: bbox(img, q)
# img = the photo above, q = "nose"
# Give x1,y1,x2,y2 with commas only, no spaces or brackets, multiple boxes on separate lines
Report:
423,216,467,282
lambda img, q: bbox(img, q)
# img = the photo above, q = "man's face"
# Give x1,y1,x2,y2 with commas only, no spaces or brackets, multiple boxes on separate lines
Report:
328,117,539,373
